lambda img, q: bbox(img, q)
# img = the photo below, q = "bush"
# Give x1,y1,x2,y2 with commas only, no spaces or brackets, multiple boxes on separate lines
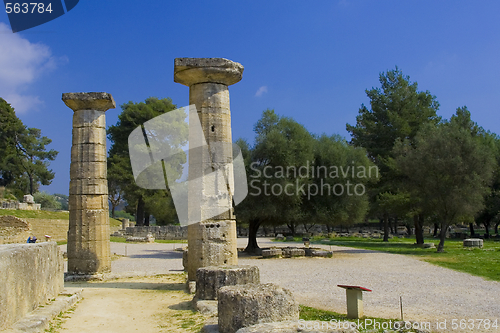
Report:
33,192,62,210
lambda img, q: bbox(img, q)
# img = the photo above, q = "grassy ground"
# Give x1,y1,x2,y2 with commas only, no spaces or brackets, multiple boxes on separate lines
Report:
0,209,69,219
299,305,414,333
280,236,500,282
0,209,121,227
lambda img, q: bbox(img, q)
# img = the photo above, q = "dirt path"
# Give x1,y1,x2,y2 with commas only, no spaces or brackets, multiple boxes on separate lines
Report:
55,274,205,333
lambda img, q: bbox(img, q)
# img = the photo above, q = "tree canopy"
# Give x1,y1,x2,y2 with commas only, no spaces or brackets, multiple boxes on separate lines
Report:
0,98,58,198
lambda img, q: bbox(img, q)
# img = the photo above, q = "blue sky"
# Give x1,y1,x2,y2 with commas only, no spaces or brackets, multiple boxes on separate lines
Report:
1,1,499,195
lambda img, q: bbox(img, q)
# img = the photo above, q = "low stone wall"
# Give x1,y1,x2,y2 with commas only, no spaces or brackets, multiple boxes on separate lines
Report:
125,225,187,240
0,242,64,330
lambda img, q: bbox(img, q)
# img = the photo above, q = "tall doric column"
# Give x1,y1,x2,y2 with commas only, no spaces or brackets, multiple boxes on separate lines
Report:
62,92,115,275
174,58,244,281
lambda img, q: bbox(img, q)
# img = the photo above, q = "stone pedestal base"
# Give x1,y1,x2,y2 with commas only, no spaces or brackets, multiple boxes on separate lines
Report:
196,265,260,300
187,220,238,281
218,283,298,333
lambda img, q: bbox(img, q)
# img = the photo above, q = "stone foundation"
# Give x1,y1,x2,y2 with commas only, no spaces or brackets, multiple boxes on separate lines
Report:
0,242,64,330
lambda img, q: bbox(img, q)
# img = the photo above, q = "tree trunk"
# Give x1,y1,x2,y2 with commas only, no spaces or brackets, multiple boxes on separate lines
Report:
326,224,331,233
383,214,389,242
433,223,439,237
495,222,499,234
136,197,145,227
469,223,475,237
144,212,150,226
414,214,424,245
111,204,116,219
437,223,447,252
484,220,490,239
244,219,262,254
287,222,296,236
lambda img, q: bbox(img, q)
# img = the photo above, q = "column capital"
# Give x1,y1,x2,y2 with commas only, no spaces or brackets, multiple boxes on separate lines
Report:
174,58,244,87
62,92,116,112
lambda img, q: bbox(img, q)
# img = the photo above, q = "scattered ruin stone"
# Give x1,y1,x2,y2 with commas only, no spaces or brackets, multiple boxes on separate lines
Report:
218,283,299,333
285,236,294,241
422,243,435,249
262,248,282,258
63,92,115,275
196,265,260,300
282,247,305,258
235,321,359,333
463,238,483,248
275,234,284,240
174,58,243,282
121,218,130,230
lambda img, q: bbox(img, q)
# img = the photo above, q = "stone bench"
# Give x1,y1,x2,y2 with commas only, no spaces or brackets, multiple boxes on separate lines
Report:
218,283,298,333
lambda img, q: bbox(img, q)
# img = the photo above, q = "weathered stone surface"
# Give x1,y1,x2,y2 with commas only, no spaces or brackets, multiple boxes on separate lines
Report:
174,58,244,86
187,220,238,281
282,247,305,258
196,265,260,300
262,248,282,258
62,92,115,112
235,321,359,333
64,92,114,275
196,300,218,316
0,215,31,244
218,283,299,333
176,58,243,282
463,238,483,248
0,242,64,331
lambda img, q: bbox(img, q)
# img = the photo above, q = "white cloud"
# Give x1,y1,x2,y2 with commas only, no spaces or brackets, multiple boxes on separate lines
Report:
255,86,268,97
0,22,65,114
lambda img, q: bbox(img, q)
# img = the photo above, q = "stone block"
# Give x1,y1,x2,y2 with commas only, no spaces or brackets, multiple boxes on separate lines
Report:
72,127,107,145
62,92,116,112
174,58,244,86
73,109,106,128
282,247,305,258
261,248,282,258
196,265,260,300
235,321,359,333
0,242,64,330
275,233,284,240
69,178,108,195
71,143,107,163
187,220,238,281
218,283,299,333
463,238,483,248
70,161,107,179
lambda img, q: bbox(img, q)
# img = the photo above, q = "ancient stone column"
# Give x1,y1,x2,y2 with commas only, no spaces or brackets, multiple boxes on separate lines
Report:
174,58,243,281
62,92,115,275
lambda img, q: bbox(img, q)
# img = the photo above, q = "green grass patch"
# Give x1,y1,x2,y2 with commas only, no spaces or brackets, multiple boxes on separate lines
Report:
154,239,187,244
280,236,500,282
299,305,404,332
110,236,127,243
0,209,69,219
109,218,122,228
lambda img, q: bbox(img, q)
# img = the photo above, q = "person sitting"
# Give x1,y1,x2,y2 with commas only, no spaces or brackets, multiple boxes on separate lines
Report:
26,235,37,243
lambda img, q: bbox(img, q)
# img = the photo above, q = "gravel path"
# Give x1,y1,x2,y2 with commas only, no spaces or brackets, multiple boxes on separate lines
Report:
60,238,500,332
